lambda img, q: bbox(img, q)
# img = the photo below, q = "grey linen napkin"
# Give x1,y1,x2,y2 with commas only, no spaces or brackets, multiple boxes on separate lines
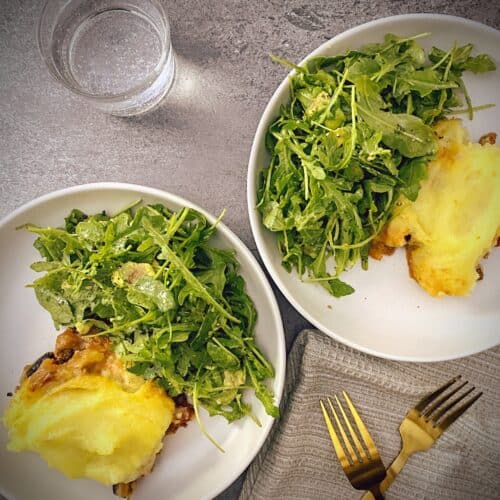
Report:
240,330,500,500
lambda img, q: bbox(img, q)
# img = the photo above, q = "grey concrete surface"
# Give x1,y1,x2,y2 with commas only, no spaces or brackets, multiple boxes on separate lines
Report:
0,1,498,499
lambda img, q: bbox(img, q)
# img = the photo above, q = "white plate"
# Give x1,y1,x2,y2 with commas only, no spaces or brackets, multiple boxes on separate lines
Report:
0,183,285,500
248,14,500,362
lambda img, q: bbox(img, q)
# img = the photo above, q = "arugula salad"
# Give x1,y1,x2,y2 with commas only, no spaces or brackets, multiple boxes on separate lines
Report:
23,202,278,434
257,33,495,297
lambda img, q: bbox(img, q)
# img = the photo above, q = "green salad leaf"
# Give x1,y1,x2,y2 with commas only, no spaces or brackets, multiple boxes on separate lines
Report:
258,33,495,296
24,203,279,423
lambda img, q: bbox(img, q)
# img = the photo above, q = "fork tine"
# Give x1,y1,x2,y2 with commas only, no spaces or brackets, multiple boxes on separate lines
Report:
414,375,462,412
422,380,468,418
320,400,350,469
432,386,475,422
437,390,482,430
328,397,358,463
334,394,368,461
342,391,380,461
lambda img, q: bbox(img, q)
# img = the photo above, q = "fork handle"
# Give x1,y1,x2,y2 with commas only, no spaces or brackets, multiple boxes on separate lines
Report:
368,483,384,500
360,450,410,499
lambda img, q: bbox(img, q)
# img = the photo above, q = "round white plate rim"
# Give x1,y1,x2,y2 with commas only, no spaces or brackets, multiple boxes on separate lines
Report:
247,14,500,363
0,181,286,500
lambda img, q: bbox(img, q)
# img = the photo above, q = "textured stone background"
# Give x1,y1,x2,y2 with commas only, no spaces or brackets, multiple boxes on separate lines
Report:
0,1,498,499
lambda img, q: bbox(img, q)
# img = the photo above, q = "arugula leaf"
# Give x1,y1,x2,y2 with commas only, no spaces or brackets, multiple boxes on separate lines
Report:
397,68,458,97
399,157,429,201
33,279,74,327
325,278,355,297
259,33,495,297
429,44,496,74
127,275,175,312
462,53,496,74
76,218,106,244
245,360,279,418
64,209,88,233
207,340,240,369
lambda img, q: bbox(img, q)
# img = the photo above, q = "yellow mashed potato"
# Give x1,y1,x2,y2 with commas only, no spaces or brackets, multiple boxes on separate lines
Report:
378,119,500,296
3,330,175,486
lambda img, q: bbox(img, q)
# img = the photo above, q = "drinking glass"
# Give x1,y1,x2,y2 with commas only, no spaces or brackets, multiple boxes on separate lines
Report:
37,0,175,116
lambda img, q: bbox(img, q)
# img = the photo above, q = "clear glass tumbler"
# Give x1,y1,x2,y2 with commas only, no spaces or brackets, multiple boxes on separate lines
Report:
37,0,175,116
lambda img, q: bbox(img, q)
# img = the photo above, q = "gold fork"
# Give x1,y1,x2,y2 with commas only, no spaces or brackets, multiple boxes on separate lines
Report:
321,391,386,499
361,375,482,499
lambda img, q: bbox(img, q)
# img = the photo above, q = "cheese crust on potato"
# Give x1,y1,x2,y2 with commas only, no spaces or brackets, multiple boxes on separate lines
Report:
375,119,500,296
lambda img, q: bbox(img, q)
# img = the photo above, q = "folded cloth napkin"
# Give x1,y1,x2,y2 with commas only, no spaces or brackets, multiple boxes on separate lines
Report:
240,330,500,500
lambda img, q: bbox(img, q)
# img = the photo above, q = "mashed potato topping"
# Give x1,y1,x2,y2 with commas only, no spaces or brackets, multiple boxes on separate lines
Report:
376,119,500,296
3,329,175,486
